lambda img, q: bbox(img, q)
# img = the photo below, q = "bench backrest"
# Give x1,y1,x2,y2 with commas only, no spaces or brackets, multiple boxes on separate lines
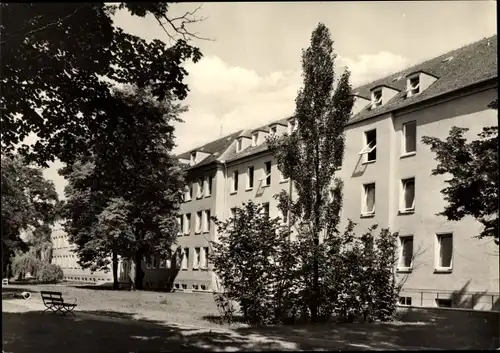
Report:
41,291,64,304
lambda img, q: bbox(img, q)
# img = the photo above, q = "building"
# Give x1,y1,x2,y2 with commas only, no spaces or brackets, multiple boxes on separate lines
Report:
51,226,122,284
88,35,499,309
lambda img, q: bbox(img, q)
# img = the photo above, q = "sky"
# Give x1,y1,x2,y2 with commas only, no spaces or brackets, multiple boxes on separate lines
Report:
42,1,496,198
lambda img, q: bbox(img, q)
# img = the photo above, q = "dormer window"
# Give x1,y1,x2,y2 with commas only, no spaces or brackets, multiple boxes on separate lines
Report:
288,119,297,134
371,89,382,109
406,75,420,97
252,132,259,147
190,152,197,165
270,126,277,137
236,138,243,153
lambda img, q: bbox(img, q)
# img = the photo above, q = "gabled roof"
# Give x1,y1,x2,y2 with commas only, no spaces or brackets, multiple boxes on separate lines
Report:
348,34,497,125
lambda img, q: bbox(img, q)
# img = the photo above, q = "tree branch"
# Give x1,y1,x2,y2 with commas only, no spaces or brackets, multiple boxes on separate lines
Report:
154,4,213,42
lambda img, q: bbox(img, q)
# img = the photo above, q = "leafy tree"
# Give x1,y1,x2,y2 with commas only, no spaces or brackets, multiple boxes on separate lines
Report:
421,100,498,245
267,23,354,322
61,86,185,289
1,155,59,276
11,252,43,280
211,201,290,325
1,3,203,167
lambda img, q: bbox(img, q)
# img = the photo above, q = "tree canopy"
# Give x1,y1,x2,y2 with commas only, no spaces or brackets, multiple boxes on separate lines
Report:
422,100,498,245
1,155,59,275
1,3,202,166
60,86,185,289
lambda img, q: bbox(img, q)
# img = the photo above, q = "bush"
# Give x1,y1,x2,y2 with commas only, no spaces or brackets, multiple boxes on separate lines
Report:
36,263,64,283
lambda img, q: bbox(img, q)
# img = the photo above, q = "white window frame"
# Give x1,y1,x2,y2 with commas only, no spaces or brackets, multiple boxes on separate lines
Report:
201,247,209,269
262,202,270,218
371,89,382,108
262,161,272,186
270,126,277,137
184,213,191,235
400,178,416,213
232,170,239,192
230,207,237,220
362,183,376,215
205,176,212,197
190,151,197,165
196,178,204,199
398,236,414,270
247,166,255,190
182,248,189,270
177,216,183,235
398,296,412,306
402,121,417,155
359,129,377,162
195,211,202,234
183,184,192,202
435,233,453,271
252,132,258,146
236,138,243,153
193,247,201,270
406,75,420,97
204,210,211,232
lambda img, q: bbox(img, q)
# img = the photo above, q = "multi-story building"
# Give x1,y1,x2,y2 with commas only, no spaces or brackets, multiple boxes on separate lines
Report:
123,35,498,309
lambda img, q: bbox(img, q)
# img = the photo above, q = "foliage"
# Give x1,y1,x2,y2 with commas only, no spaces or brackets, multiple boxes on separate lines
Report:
1,155,59,274
60,86,185,289
36,263,64,283
210,201,290,325
267,22,353,322
421,101,498,245
1,3,203,167
11,253,44,278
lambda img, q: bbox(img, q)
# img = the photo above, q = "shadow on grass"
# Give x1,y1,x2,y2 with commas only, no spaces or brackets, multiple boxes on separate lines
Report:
202,314,249,326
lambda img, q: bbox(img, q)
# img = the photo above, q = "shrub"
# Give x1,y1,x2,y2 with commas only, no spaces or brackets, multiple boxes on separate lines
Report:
36,263,64,283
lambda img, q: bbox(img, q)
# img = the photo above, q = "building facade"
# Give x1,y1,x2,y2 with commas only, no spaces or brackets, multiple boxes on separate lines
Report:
68,36,499,309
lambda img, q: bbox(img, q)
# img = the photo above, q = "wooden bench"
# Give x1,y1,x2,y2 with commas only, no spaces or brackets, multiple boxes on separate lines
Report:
40,291,77,316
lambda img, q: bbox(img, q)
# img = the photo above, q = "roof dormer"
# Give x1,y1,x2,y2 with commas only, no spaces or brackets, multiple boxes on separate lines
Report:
350,94,371,116
268,122,287,137
251,128,269,147
235,133,252,153
405,71,438,98
370,85,399,110
189,150,210,166
287,118,298,134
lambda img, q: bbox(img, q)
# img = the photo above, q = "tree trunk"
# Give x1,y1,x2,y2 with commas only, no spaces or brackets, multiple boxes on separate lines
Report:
134,250,145,290
112,246,119,290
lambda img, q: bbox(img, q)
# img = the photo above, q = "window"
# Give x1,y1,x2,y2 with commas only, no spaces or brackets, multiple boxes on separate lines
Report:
203,210,211,232
196,178,204,199
232,170,239,192
362,183,376,215
206,176,213,196
264,161,272,186
195,211,202,233
262,202,270,218
436,234,453,270
288,119,297,134
279,167,288,182
403,121,417,154
236,138,243,152
175,283,180,289
281,208,288,225
399,296,412,306
201,247,209,268
184,184,192,202
184,213,191,234
159,256,166,268
252,132,258,146
145,256,151,269
400,178,415,212
399,236,414,269
151,255,156,269
193,284,199,290
247,166,254,189
166,249,172,269
435,298,452,308
193,247,201,270
270,126,277,137
407,76,420,97
372,89,382,108
230,207,237,220
182,284,187,290
182,248,189,270
190,151,197,164
359,129,377,162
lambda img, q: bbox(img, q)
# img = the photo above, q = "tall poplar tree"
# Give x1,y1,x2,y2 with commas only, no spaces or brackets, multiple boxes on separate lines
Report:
268,23,354,322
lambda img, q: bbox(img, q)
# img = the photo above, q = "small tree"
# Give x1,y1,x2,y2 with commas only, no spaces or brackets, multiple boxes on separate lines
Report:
421,99,498,245
211,201,289,325
267,23,354,322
